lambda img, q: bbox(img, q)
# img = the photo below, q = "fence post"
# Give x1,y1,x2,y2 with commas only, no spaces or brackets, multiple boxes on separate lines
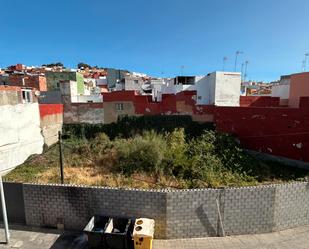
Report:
0,176,10,243
58,131,64,184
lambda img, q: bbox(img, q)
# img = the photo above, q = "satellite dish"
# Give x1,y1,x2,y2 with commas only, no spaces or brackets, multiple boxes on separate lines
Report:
34,90,40,96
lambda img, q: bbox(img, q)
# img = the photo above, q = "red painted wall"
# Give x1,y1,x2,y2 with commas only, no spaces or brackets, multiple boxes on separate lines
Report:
289,72,309,108
103,90,197,115
299,97,309,108
102,91,309,162
39,104,63,118
103,91,136,102
214,107,309,162
240,96,280,107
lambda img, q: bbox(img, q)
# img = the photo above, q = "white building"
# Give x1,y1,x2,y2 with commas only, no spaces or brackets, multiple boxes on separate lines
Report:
194,72,241,106
271,84,290,99
60,80,103,103
0,87,44,175
271,75,290,100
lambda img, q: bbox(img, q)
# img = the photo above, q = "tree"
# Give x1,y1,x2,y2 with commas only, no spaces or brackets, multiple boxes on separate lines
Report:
77,62,92,69
42,62,64,67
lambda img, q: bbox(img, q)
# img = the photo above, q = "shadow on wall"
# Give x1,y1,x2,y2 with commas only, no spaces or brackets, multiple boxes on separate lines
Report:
196,205,217,236
240,96,280,107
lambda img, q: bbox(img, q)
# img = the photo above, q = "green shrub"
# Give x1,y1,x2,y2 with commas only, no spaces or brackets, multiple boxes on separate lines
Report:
164,128,189,177
62,115,214,140
114,131,167,175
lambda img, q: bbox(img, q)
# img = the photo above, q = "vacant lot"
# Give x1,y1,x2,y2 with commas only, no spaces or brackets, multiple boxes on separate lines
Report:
5,128,309,189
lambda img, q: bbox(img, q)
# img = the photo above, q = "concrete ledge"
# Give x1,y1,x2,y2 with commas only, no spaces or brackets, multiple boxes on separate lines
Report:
247,149,309,170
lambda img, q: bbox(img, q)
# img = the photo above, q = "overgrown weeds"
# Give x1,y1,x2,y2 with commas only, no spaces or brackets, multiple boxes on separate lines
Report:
4,129,309,188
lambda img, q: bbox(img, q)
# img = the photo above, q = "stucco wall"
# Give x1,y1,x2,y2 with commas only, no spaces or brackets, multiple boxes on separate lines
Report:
0,90,20,105
63,103,104,124
272,84,290,99
39,104,63,146
2,182,305,239
214,106,309,162
214,72,241,106
46,72,84,94
104,101,136,124
289,72,309,108
195,72,240,106
0,103,44,174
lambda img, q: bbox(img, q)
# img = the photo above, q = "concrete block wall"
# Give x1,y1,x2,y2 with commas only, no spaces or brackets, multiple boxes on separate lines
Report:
273,182,309,230
222,186,276,235
19,182,309,239
23,184,167,238
166,189,220,238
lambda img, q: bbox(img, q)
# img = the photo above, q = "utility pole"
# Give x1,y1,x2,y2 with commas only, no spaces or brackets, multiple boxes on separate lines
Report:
180,65,185,76
241,62,245,82
234,50,243,72
302,60,306,72
304,53,309,72
58,131,64,184
0,176,10,244
244,60,249,82
222,57,227,71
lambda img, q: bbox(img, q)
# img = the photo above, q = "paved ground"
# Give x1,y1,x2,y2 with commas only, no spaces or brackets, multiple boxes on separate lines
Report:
155,225,309,249
0,224,308,248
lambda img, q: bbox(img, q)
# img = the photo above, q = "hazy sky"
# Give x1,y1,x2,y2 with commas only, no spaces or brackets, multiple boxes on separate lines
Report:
1,0,309,81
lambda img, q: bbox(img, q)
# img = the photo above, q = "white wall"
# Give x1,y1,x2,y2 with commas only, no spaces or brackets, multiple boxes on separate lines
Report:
96,77,107,86
0,102,44,175
214,72,241,106
195,72,240,106
272,84,290,99
71,94,103,103
195,75,212,105
124,77,144,92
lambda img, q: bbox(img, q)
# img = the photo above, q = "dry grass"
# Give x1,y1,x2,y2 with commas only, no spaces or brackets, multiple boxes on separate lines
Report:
36,165,186,189
4,135,309,189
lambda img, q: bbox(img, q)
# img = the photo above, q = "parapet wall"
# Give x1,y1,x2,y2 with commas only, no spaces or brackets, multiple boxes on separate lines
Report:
3,182,309,239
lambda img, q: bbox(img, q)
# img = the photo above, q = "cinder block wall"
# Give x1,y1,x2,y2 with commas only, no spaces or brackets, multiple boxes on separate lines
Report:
19,182,309,239
23,184,167,238
273,182,309,230
166,189,220,238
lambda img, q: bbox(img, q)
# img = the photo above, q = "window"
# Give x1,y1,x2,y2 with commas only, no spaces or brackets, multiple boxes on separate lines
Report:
115,103,124,111
198,96,202,100
22,90,32,103
134,80,139,84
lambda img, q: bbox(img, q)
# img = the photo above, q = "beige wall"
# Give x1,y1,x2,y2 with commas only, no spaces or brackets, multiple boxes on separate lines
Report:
0,91,20,105
104,101,136,124
40,113,63,146
289,72,309,108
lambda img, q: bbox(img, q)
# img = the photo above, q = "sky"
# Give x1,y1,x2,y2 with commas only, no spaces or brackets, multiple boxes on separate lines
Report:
1,0,309,82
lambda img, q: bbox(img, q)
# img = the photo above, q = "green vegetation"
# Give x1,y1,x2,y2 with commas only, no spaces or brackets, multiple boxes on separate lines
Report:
42,62,64,67
63,115,214,140
77,62,97,69
5,129,309,189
